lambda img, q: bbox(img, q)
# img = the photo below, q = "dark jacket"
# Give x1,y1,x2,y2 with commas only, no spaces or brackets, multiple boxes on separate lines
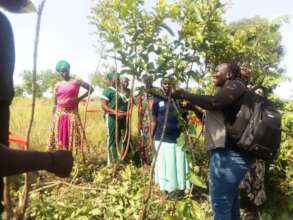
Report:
177,79,246,149
0,11,15,103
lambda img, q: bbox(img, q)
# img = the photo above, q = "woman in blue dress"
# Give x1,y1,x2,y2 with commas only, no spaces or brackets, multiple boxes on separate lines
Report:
151,78,190,197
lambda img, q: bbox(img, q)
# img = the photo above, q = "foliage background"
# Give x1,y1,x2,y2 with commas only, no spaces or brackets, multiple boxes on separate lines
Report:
7,0,292,219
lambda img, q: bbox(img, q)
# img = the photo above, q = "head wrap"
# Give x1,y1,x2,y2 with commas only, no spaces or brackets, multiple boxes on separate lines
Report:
106,71,120,81
56,60,70,73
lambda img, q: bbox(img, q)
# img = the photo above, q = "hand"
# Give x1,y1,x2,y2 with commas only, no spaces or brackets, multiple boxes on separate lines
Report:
171,89,186,99
47,151,73,178
179,100,193,109
117,111,128,117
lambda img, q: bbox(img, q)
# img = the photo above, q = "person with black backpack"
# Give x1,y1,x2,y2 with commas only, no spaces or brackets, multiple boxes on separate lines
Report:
172,62,251,220
239,67,266,218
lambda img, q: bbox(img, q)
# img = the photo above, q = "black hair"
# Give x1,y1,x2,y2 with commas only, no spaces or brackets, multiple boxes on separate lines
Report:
224,61,241,79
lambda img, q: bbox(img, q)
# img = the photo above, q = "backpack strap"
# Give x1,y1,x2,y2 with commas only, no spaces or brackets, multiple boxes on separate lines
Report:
250,84,268,97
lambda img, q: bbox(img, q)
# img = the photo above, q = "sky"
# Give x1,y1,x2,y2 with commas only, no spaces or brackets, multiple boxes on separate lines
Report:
3,0,293,98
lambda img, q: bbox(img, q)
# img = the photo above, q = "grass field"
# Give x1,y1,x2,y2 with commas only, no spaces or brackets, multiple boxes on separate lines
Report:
10,97,139,158
10,97,104,156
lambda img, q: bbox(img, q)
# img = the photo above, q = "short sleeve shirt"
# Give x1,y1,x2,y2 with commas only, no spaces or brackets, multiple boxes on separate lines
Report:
0,11,15,102
152,95,181,143
101,87,128,112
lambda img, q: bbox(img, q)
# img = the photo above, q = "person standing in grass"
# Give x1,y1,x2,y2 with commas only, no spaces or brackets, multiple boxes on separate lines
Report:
172,62,251,220
48,60,94,153
100,71,128,164
151,78,190,198
239,67,266,219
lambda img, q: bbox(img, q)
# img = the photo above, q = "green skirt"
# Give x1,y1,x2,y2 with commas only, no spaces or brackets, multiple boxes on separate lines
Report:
154,141,190,192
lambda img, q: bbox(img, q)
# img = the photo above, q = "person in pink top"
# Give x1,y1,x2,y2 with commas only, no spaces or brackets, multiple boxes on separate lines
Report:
48,60,94,153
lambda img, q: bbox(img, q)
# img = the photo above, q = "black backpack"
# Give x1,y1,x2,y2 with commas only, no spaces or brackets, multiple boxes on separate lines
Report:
227,88,281,160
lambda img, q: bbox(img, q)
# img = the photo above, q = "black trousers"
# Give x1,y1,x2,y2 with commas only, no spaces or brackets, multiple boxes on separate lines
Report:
0,101,10,213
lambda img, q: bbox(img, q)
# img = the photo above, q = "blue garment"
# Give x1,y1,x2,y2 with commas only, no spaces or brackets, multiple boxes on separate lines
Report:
209,148,251,220
152,96,180,142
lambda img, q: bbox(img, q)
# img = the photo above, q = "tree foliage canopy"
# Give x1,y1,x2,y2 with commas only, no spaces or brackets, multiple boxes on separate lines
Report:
90,0,288,92
16,70,61,97
9,1,292,219
89,1,293,219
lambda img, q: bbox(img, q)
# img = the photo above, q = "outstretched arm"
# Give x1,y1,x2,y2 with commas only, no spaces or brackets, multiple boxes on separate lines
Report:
172,80,246,110
0,144,73,178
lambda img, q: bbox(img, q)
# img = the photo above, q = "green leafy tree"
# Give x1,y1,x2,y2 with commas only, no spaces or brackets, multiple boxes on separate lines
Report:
175,1,287,91
90,72,110,89
19,69,61,97
91,0,287,90
14,85,25,97
90,0,182,80
90,0,292,218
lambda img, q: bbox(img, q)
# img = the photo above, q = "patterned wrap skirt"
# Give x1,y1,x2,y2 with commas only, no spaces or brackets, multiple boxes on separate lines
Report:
241,159,266,206
48,107,87,153
154,141,190,192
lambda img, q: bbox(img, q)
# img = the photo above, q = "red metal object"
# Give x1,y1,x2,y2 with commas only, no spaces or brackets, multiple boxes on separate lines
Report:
86,109,102,112
9,132,27,147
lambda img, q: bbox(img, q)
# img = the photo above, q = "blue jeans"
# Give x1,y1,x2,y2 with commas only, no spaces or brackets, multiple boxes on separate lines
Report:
209,148,251,220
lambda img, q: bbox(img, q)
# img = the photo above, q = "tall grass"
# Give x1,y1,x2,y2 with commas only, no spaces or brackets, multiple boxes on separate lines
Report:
9,97,139,160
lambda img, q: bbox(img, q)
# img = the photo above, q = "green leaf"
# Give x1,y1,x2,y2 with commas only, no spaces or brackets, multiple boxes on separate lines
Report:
162,215,177,220
147,62,155,71
20,1,37,13
76,216,89,220
89,208,101,216
176,135,186,146
177,201,187,214
188,172,207,189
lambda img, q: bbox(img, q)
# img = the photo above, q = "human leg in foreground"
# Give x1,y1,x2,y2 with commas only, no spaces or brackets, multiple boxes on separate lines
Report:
209,148,251,220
